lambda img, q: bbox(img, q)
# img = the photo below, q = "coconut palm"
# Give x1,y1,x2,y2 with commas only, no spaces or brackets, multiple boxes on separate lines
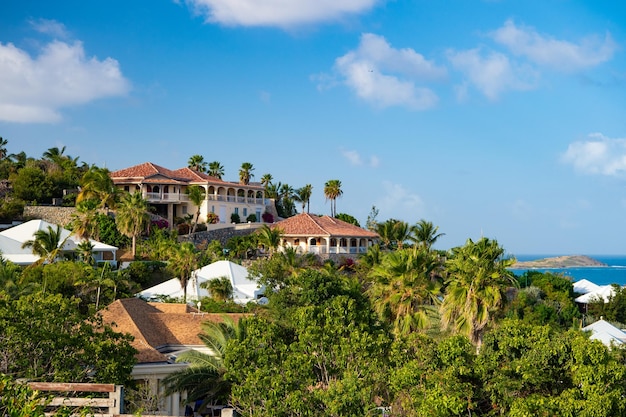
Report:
70,201,100,242
186,185,207,234
410,219,445,250
208,161,225,179
260,173,273,188
202,277,233,302
256,225,283,257
163,316,247,409
440,237,517,349
238,162,254,185
188,155,208,173
76,240,96,266
323,179,342,217
167,242,202,302
294,184,313,213
21,224,68,265
77,166,119,209
368,247,443,335
115,191,150,259
375,219,410,250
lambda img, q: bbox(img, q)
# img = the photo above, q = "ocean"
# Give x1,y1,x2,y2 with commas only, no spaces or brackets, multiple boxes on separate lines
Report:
511,255,626,286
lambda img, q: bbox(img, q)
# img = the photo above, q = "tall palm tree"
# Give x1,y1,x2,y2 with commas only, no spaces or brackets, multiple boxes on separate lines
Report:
163,316,247,409
410,219,445,250
115,191,150,259
21,225,68,265
294,184,313,213
70,201,100,242
167,242,202,302
77,166,119,209
188,155,208,173
440,237,517,349
186,185,207,234
42,146,67,165
208,161,225,179
323,179,342,217
256,225,283,257
76,240,96,266
238,162,254,185
368,247,443,335
375,219,410,250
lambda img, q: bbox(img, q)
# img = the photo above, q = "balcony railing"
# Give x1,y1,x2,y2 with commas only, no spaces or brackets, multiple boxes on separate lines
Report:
143,192,189,202
206,195,269,205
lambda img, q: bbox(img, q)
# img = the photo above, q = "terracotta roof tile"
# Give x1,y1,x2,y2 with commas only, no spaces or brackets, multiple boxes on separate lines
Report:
271,213,379,239
98,298,248,364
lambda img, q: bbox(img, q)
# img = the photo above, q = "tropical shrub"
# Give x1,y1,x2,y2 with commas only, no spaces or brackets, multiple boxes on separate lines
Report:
262,211,273,223
206,212,219,224
246,214,257,223
231,213,241,224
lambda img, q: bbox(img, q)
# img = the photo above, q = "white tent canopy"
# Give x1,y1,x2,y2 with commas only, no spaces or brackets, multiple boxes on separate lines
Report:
0,219,117,265
138,260,264,304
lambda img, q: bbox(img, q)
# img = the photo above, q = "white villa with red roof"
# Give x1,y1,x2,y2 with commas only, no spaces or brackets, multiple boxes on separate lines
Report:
109,162,269,228
271,213,379,259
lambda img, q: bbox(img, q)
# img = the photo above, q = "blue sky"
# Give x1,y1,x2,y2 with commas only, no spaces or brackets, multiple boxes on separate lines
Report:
1,1,626,255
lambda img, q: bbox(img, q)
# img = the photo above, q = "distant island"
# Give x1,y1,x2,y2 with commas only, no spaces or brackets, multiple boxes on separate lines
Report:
510,255,607,269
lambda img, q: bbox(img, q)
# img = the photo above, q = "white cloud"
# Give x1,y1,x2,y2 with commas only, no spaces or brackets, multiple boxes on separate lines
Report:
29,18,70,39
0,40,130,123
185,0,380,27
491,19,617,72
561,133,626,176
331,33,445,109
447,48,537,100
341,148,379,167
376,181,424,218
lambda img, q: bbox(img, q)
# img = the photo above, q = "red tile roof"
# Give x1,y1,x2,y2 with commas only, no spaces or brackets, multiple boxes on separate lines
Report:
272,213,379,239
98,298,247,363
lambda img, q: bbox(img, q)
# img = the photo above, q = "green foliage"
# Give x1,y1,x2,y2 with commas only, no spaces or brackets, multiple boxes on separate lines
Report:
230,212,241,223
335,212,360,226
0,197,24,222
246,214,257,223
0,292,136,384
96,213,130,248
0,374,47,417
10,165,53,204
588,284,626,324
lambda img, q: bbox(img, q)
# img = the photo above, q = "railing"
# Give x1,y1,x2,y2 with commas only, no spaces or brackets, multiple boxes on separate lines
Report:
206,195,268,205
27,382,123,416
143,192,189,202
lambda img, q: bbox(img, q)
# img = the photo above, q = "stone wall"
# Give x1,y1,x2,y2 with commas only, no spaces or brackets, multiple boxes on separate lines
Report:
182,227,257,246
23,206,77,227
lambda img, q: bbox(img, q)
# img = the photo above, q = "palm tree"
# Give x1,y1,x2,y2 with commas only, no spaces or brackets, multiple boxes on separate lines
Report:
21,224,68,265
163,316,247,409
42,146,67,165
410,219,445,250
238,162,254,185
76,240,96,266
368,247,443,335
0,137,7,160
323,179,342,217
294,184,313,213
70,201,100,242
115,191,150,259
77,166,119,209
208,161,225,179
167,242,202,302
186,185,207,234
256,225,283,257
188,155,208,173
260,173,273,188
440,237,517,349
375,219,410,250
202,277,233,302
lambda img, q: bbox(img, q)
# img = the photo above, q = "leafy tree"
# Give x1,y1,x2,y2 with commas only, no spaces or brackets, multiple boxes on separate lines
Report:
238,162,254,185
0,292,136,384
208,161,225,179
188,154,208,172
95,212,130,248
365,205,379,231
441,237,517,348
588,284,626,324
335,212,360,226
115,191,150,258
10,165,53,203
323,179,342,217
186,185,207,234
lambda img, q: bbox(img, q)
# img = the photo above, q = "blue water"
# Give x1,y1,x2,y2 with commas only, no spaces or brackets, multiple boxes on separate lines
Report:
510,255,626,286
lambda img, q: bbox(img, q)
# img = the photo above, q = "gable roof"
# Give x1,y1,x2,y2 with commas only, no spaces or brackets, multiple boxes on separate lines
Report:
582,318,626,347
0,219,117,265
99,298,247,363
272,213,379,239
573,279,601,295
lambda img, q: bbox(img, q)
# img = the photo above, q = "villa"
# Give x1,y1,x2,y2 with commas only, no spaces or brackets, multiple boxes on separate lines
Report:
271,213,379,260
109,162,270,228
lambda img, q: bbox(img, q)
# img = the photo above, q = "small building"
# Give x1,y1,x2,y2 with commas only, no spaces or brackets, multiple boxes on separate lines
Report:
0,219,117,265
109,162,269,228
271,213,379,260
99,298,246,415
582,318,626,348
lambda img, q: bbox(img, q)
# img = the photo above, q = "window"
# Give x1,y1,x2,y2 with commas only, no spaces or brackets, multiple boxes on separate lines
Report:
182,205,188,214
211,205,215,213
234,207,239,215
124,186,129,192
243,208,248,217
294,239,300,246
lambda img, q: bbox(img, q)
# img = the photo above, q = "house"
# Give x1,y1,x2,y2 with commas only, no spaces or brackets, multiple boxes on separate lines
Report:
98,298,247,416
109,162,270,228
582,318,626,348
0,219,117,266
270,213,379,260
138,260,264,304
